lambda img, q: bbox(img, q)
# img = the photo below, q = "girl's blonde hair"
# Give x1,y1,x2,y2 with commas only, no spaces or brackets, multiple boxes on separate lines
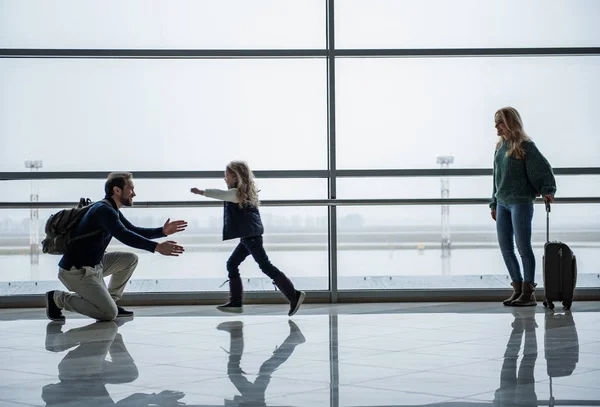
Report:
226,160,260,208
495,107,531,159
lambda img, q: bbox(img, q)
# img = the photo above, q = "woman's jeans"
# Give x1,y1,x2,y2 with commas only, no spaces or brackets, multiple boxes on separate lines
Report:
496,201,535,284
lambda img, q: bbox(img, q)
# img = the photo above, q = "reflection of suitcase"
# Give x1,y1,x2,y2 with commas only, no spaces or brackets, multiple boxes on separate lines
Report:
544,311,579,378
545,312,582,407
542,202,577,310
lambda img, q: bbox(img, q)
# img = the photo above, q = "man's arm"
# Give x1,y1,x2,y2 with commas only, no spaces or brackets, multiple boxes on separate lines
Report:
119,213,166,239
115,391,185,407
96,206,159,252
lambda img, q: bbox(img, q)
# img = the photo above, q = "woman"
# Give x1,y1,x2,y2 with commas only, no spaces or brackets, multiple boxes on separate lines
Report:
490,107,556,306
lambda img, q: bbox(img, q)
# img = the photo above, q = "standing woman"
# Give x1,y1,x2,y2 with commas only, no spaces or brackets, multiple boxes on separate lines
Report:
490,107,556,306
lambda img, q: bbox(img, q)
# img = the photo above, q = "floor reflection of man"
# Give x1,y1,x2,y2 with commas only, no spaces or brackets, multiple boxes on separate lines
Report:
43,321,185,407
217,320,305,407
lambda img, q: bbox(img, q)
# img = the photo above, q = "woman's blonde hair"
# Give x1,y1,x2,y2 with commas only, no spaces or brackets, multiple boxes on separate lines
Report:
495,107,531,159
226,160,260,208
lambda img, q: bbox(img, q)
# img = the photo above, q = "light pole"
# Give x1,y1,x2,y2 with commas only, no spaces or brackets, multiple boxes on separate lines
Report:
436,155,454,275
25,160,42,265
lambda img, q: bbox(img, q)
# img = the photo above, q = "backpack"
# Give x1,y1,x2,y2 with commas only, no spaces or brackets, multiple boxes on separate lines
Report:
41,198,105,255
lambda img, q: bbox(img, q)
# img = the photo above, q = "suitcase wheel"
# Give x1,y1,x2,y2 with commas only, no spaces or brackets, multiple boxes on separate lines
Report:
562,300,572,310
543,300,554,310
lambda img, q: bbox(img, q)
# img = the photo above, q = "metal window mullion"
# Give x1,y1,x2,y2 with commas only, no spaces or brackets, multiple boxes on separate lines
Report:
326,0,338,306
0,49,329,59
333,47,600,57
3,167,599,181
329,314,339,407
326,3,340,407
3,47,600,59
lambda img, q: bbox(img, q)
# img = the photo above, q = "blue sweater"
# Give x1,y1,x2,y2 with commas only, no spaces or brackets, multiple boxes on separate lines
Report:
58,198,165,269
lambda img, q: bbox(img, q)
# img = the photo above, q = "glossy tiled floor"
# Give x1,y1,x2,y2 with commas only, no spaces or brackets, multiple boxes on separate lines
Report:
0,302,599,406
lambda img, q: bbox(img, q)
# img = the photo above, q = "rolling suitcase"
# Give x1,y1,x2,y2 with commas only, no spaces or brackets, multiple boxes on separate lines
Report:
542,201,577,310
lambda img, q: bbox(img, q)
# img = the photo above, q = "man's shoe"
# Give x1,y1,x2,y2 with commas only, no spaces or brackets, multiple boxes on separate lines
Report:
116,306,134,318
288,291,306,317
45,322,70,352
216,301,243,314
113,318,132,327
45,291,65,322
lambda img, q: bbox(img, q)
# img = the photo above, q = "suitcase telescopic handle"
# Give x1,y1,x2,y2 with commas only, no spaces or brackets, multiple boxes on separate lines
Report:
545,200,551,243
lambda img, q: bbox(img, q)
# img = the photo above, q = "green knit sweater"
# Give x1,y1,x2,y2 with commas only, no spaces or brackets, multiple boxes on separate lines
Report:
490,140,556,210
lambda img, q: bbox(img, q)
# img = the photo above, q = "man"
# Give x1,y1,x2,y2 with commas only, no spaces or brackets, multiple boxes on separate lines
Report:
45,172,187,321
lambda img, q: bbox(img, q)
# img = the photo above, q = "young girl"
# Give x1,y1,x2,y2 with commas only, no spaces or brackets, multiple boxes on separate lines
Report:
191,160,306,316
490,107,556,307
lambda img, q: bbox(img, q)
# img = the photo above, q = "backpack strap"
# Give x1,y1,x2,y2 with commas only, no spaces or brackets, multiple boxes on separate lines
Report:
68,199,112,243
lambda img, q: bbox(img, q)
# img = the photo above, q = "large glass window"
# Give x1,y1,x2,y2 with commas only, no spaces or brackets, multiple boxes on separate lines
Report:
337,176,600,201
0,206,329,293
1,1,599,298
0,58,327,172
337,177,491,200
335,56,600,169
336,0,600,48
336,203,600,289
0,178,329,294
0,0,325,49
0,178,327,203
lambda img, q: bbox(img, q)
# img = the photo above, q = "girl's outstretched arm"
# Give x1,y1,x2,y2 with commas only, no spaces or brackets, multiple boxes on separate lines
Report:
191,187,239,203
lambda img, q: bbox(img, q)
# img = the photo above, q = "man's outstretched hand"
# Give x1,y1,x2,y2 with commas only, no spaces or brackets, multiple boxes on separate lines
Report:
163,218,188,236
156,241,185,256
153,390,186,406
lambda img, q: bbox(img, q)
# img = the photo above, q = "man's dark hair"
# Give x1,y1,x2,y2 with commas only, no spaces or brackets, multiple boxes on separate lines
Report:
104,172,133,198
